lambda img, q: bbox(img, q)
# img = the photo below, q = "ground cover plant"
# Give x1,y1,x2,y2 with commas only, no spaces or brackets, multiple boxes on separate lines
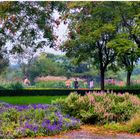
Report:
52,92,140,124
0,104,81,138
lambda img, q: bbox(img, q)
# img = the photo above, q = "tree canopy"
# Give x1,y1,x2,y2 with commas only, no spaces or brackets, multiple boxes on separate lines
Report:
60,1,140,89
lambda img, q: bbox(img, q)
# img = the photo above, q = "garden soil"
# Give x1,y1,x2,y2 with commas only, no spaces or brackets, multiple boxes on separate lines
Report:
33,125,140,139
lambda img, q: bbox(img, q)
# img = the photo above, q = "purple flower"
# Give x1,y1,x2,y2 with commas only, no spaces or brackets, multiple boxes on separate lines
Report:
42,119,51,128
47,124,58,132
33,126,38,132
65,114,70,118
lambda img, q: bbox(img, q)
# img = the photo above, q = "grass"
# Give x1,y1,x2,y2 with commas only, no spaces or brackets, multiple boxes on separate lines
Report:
104,123,128,132
0,96,66,105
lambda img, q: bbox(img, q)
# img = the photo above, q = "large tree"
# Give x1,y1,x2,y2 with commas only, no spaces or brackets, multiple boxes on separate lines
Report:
107,2,140,86
0,2,64,70
0,1,67,79
61,2,121,90
107,33,140,86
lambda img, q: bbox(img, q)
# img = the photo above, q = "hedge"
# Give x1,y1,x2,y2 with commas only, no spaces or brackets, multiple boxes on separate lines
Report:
0,89,140,96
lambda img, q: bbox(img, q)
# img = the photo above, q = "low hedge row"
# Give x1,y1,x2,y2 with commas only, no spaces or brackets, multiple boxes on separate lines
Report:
0,89,140,96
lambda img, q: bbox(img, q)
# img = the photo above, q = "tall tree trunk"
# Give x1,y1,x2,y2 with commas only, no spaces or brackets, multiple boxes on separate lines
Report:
126,71,132,86
100,68,105,90
98,46,105,90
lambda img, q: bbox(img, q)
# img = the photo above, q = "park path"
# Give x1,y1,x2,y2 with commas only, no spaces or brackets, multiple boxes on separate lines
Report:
36,125,140,139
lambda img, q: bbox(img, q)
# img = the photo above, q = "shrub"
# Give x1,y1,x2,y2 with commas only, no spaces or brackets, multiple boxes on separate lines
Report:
126,111,140,133
8,82,23,90
0,104,81,138
52,92,140,124
35,81,66,88
0,82,23,90
105,84,140,90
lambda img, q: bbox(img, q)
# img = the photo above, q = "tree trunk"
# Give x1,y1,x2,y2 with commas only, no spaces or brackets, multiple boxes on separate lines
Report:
126,71,132,86
100,68,105,90
98,46,105,91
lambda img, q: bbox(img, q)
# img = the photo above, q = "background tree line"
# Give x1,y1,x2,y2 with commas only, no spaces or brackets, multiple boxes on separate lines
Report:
0,1,140,89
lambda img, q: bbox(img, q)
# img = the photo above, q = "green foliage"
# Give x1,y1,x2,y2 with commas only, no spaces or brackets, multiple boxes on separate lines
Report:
0,82,23,90
35,81,66,88
104,122,127,132
0,2,59,59
0,56,9,74
8,82,23,90
105,84,140,90
126,111,140,133
26,54,66,82
52,92,140,124
0,104,81,138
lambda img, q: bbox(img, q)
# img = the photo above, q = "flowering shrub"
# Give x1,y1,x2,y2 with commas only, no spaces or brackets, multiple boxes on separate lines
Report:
52,92,140,124
0,104,81,138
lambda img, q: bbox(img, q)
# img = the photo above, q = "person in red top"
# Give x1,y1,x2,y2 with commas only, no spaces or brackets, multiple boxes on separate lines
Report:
65,79,71,88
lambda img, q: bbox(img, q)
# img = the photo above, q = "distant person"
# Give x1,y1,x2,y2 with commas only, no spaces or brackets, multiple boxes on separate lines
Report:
89,80,94,89
74,78,79,89
65,79,71,88
83,80,88,88
23,77,30,86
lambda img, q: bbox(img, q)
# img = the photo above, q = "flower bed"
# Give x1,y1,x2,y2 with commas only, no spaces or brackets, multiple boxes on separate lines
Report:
0,104,81,138
53,92,140,124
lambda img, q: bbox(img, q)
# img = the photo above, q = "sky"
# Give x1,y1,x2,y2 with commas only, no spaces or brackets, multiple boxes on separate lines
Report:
44,10,68,55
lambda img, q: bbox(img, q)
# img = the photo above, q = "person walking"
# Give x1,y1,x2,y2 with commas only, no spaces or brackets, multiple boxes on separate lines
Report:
65,79,71,88
83,80,88,88
23,76,30,86
89,80,94,89
74,78,79,89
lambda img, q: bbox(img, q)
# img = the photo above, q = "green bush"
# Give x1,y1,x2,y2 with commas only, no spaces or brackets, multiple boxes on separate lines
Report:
126,111,140,133
105,84,140,90
35,81,66,88
8,82,23,90
0,82,23,90
52,92,140,124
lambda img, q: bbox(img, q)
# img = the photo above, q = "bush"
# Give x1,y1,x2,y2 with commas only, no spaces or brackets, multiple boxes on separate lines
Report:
35,81,66,88
105,84,140,90
0,82,23,90
52,92,140,124
7,82,23,90
0,104,81,138
126,111,140,133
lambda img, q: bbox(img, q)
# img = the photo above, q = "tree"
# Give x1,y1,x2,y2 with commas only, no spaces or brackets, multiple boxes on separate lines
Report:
106,2,140,86
0,54,9,74
0,2,65,68
0,1,66,78
107,33,140,86
26,53,65,83
115,2,140,48
61,2,120,90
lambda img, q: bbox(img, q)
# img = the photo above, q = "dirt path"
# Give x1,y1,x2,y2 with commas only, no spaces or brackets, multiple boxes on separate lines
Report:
35,125,140,139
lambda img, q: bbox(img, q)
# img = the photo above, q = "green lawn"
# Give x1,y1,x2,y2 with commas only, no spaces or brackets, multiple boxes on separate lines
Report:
0,96,66,105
